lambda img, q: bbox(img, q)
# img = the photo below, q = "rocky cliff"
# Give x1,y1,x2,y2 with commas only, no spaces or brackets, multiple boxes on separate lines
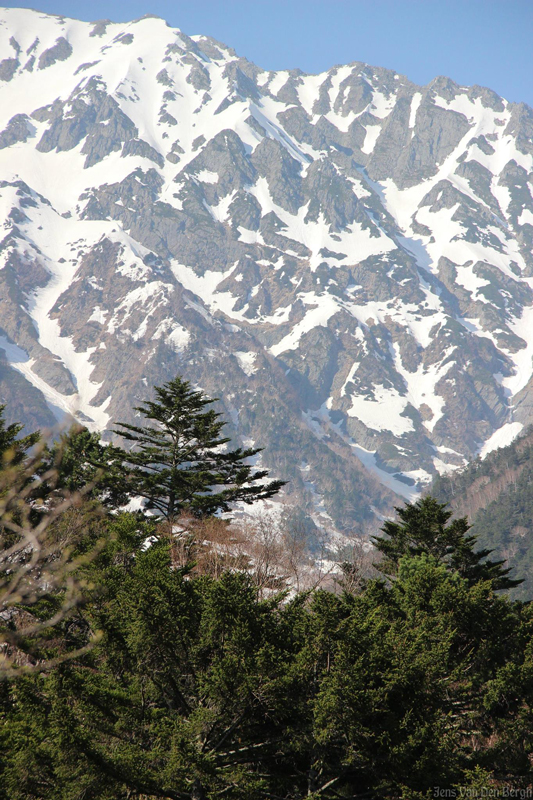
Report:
1,8,533,535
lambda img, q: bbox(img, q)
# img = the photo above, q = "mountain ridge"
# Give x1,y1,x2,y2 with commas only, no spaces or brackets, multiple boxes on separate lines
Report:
1,7,533,535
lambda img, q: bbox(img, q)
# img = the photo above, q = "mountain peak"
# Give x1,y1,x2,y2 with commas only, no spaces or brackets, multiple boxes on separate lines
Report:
0,8,532,536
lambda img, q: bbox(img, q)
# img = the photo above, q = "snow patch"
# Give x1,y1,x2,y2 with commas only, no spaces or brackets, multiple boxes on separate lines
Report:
479,421,524,458
408,92,422,129
361,124,381,155
270,292,340,356
195,169,219,184
346,385,414,436
234,351,257,376
518,208,533,227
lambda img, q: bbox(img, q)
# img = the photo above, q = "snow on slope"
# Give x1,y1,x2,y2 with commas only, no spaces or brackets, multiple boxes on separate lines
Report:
1,7,533,533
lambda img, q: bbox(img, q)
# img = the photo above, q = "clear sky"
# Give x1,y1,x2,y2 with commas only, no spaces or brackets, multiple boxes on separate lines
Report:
4,0,533,107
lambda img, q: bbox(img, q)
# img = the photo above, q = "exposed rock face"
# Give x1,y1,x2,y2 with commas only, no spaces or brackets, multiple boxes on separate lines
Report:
37,36,73,70
0,9,533,536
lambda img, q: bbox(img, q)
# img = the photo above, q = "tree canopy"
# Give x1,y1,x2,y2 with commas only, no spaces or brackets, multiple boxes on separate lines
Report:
2,520,532,798
1,383,533,798
44,424,128,507
0,404,39,468
373,495,522,590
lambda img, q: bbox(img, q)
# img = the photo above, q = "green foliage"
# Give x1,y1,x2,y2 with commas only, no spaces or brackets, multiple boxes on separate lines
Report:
3,522,533,798
44,424,129,507
373,495,522,590
2,527,315,798
3,389,533,797
0,403,39,468
113,375,285,522
432,427,533,502
432,427,533,599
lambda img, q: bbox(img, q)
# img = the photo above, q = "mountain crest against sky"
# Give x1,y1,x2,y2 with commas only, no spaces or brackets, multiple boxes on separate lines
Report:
1,7,533,534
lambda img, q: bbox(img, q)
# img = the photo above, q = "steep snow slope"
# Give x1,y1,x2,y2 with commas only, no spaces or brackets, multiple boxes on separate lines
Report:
1,8,533,534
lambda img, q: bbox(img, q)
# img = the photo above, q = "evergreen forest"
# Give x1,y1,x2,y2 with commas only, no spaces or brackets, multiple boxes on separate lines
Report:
432,429,533,601
2,376,533,799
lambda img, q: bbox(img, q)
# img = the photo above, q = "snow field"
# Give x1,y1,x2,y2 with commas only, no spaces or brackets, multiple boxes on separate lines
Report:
1,6,533,498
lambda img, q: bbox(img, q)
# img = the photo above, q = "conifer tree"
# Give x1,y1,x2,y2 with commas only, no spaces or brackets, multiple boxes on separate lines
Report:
45,425,128,507
113,375,285,523
373,495,522,591
0,409,111,676
0,404,39,468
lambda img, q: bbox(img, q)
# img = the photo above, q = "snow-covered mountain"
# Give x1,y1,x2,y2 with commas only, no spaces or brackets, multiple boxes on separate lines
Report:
1,8,533,535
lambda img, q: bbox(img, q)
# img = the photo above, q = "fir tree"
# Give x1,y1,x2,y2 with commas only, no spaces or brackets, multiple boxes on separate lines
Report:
0,404,39,468
373,495,522,591
113,375,285,523
45,425,128,508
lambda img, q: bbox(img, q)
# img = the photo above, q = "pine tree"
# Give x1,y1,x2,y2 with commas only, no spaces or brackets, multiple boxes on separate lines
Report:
45,425,128,508
113,375,285,523
0,404,39,468
373,495,522,591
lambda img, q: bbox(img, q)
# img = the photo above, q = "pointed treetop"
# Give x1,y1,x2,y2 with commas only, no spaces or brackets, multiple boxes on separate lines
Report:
113,375,285,523
373,495,522,592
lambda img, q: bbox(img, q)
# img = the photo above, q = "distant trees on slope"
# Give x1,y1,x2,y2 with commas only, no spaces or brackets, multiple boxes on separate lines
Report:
432,427,533,600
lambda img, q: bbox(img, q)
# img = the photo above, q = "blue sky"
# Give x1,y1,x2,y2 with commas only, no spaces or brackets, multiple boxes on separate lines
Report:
5,0,533,107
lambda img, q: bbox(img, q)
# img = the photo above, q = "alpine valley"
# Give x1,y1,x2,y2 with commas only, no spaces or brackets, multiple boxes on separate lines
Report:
1,7,533,536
